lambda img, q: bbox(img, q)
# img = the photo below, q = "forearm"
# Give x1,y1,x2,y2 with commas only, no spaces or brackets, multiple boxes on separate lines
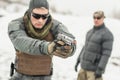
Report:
98,41,113,71
8,23,49,55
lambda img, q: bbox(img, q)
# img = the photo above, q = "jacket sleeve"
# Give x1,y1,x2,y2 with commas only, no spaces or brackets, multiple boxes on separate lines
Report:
97,31,114,72
8,19,49,55
51,19,76,56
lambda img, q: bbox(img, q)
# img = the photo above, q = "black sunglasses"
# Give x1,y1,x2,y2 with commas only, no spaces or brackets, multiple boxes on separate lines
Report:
32,13,49,20
93,16,101,20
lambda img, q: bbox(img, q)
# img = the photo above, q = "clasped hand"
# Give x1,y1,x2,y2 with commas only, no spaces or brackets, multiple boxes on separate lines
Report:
48,40,72,58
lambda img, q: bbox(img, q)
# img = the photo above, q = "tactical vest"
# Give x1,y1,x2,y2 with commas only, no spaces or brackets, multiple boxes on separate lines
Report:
15,32,54,76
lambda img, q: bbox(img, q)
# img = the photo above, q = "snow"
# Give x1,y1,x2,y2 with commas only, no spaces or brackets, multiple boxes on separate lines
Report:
49,0,120,17
0,0,120,80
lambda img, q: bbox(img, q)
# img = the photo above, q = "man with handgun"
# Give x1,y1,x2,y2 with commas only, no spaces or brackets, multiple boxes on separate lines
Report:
8,0,76,80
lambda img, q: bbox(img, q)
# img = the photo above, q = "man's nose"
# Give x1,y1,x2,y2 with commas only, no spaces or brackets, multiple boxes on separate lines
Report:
38,18,44,22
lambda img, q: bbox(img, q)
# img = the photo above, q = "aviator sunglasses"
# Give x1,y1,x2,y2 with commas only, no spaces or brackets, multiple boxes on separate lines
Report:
93,16,102,20
32,12,49,20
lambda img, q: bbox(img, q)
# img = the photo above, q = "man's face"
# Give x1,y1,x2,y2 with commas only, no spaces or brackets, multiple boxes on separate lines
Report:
30,7,49,29
93,16,104,27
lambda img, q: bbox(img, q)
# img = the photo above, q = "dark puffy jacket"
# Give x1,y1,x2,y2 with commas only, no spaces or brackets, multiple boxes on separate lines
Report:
80,23,114,73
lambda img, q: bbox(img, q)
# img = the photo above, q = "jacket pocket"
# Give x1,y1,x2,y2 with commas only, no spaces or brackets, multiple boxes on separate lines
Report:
83,52,97,63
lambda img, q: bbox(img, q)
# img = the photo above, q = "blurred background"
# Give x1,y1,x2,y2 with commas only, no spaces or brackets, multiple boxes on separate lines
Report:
0,0,120,80
0,0,120,19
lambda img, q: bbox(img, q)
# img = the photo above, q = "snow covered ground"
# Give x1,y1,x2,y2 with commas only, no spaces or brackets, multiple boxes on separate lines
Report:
0,0,120,80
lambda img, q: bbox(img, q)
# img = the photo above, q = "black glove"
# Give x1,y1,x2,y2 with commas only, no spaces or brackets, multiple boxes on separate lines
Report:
75,61,80,72
95,67,103,78
95,73,102,78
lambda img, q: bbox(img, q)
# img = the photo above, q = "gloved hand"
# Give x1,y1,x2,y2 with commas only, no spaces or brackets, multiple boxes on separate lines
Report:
95,73,102,78
95,67,102,78
56,40,73,57
48,40,73,58
56,40,72,50
75,61,80,72
54,49,72,58
47,41,56,55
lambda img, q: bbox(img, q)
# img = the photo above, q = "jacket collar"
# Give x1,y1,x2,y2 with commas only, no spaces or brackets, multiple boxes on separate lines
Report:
93,23,105,30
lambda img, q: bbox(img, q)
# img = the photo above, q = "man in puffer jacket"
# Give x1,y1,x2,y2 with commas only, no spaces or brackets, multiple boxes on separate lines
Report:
8,0,76,80
75,10,114,80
